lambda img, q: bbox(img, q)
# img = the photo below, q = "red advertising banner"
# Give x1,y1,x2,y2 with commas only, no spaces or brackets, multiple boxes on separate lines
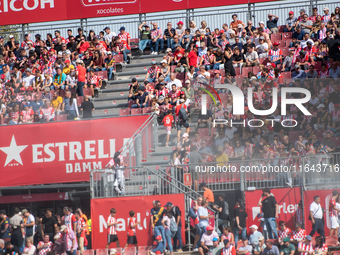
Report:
245,187,301,231
0,192,69,204
0,116,149,187
0,0,275,26
303,189,337,236
91,194,186,249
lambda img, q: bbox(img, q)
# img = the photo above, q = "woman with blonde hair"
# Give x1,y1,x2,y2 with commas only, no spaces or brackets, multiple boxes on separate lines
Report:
189,20,197,35
199,21,207,34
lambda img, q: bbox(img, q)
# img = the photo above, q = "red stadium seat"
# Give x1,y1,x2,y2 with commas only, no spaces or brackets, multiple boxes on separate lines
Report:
271,33,282,42
282,32,292,40
119,109,130,116
197,128,209,136
253,65,261,74
83,88,92,96
131,108,141,115
334,137,340,147
113,54,123,63
77,96,83,106
176,72,185,80
124,247,136,255
137,247,149,255
170,65,176,73
59,90,66,98
97,71,108,79
281,72,292,83
220,69,225,77
76,251,80,255
259,58,270,65
56,114,67,121
236,240,243,250
82,250,94,255
242,67,253,76
282,48,289,57
142,107,152,114
285,39,292,47
289,131,300,141
219,93,228,103
325,236,338,247
235,68,241,75
96,249,108,255
278,25,285,32
128,100,136,108
276,41,285,47
130,38,140,49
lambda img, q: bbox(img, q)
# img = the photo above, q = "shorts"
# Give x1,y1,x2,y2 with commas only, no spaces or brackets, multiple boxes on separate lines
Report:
200,245,213,254
330,216,339,229
164,126,171,135
177,120,190,131
127,236,137,245
108,234,119,243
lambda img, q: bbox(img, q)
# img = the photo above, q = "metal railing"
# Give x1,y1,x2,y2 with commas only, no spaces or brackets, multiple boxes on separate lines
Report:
1,0,339,41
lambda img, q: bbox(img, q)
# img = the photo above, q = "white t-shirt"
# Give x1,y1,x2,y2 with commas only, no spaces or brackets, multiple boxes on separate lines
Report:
166,78,182,90
26,214,36,235
201,231,219,246
198,71,210,84
198,206,209,228
23,75,35,88
309,201,323,219
66,75,77,86
256,43,268,54
104,32,117,44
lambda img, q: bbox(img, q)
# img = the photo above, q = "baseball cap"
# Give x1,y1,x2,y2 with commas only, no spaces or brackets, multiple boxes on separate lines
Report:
110,249,117,255
182,133,189,138
107,51,112,55
289,48,295,51
177,21,184,25
271,63,276,68
0,239,4,245
175,43,181,48
151,60,157,65
317,104,325,108
268,126,274,130
104,26,110,30
166,48,172,52
58,51,63,56
273,41,280,46
283,237,290,242
329,34,334,39
78,27,83,31
66,50,71,54
259,21,265,25
300,8,306,12
199,182,207,187
206,225,214,231
179,99,185,103
295,64,300,69
306,235,312,241
0,75,5,80
183,35,190,39
219,30,225,34
76,59,83,64
138,86,144,91
259,236,265,241
223,239,229,244
213,238,219,242
335,104,339,107
160,59,167,64
155,235,162,240
22,209,28,214
9,35,14,39
238,24,243,28
0,36,4,39
259,36,265,40
165,202,173,207
185,80,190,84
249,225,258,229
25,68,32,73
64,60,70,64
119,26,125,31
323,7,329,11
0,209,6,215
289,11,294,15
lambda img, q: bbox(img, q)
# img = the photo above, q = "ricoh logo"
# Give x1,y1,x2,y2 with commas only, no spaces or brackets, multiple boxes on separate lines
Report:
201,85,311,128
0,0,54,12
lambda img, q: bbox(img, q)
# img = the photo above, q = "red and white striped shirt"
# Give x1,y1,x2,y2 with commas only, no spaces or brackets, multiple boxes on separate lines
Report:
20,109,34,123
278,227,292,239
64,213,76,231
298,241,313,255
195,95,202,108
156,88,169,97
53,37,66,44
281,115,296,126
9,111,20,124
221,245,236,255
221,40,229,51
118,32,131,42
322,14,331,23
329,198,337,217
168,90,180,101
89,75,100,86
319,70,329,78
314,243,328,253
224,146,234,158
191,139,202,150
39,107,55,121
292,229,306,241
269,49,283,62
107,215,117,235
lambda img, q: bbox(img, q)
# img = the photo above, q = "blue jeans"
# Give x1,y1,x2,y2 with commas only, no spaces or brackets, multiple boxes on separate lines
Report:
264,218,278,239
108,67,115,80
122,49,131,62
67,250,76,255
165,229,173,252
213,63,221,70
234,227,247,248
131,102,148,108
310,218,325,239
148,77,157,83
283,27,294,32
165,38,173,49
139,39,150,51
173,225,182,250
91,67,107,71
195,225,207,249
150,39,164,52
154,225,166,250
189,208,197,220
216,219,229,236
77,81,84,97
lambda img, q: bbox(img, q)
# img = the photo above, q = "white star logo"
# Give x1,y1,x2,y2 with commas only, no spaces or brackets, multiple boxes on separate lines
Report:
0,135,28,167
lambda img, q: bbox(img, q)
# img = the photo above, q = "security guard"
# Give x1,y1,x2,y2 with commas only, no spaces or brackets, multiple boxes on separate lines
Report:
9,208,24,249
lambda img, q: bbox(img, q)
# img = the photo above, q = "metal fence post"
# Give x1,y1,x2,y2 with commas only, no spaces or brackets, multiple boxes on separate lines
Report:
153,115,159,148
135,133,142,166
186,9,190,28
80,19,84,32
21,24,25,43
90,171,94,199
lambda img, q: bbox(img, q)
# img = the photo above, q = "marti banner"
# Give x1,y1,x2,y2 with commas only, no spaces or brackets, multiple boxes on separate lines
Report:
0,116,149,187
0,0,273,26
91,194,186,249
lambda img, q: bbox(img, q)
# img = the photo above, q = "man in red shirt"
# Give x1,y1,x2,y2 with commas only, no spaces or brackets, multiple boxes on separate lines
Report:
188,46,199,69
116,37,131,65
162,110,174,147
174,44,185,63
175,99,190,143
76,59,86,97
77,36,90,55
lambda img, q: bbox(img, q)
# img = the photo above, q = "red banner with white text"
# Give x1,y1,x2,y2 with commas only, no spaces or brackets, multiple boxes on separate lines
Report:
0,192,69,204
0,116,149,187
304,189,337,236
245,187,302,231
0,0,276,26
91,194,186,249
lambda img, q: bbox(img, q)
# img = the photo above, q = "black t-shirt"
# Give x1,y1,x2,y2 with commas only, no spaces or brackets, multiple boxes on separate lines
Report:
179,57,187,66
218,200,230,220
4,246,20,255
81,101,94,118
262,195,277,218
169,206,182,227
67,42,77,53
234,206,247,228
232,53,244,62
83,56,93,68
327,39,340,57
42,216,57,234
136,92,148,104
54,43,62,53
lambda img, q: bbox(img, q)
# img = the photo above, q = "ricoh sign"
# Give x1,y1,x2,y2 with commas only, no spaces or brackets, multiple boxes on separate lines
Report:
0,0,54,12
201,86,311,128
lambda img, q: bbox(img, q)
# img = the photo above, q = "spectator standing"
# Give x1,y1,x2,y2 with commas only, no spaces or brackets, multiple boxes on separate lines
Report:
9,208,24,250
198,199,214,240
164,22,176,50
258,188,278,239
230,14,245,29
233,199,247,248
165,202,182,252
267,14,279,34
328,190,340,237
41,210,57,243
199,182,214,203
62,207,76,232
161,211,174,255
80,95,95,119
0,210,10,242
74,210,86,255
263,240,279,255
150,201,166,250
309,195,325,239
213,195,230,236
22,209,35,244
106,208,120,248
104,27,116,46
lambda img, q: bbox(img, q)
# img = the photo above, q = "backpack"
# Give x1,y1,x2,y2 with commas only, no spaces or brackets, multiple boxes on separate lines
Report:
170,217,178,238
178,104,188,121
